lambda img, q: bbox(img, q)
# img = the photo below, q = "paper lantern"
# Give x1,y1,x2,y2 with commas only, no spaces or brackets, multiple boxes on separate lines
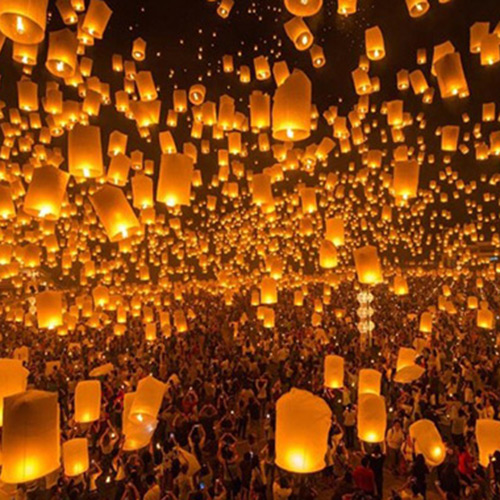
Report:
275,389,331,473
135,71,157,101
0,359,28,426
91,185,140,242
1,390,60,484
394,365,425,384
36,291,63,330
405,0,429,17
260,277,277,304
63,438,89,476
393,160,420,199
129,376,165,427
324,355,344,389
358,368,381,396
434,52,469,98
319,240,338,269
107,153,130,186
68,124,103,178
476,419,500,467
262,307,275,328
24,166,69,220
46,28,78,77
249,91,270,130
358,394,386,443
252,173,274,206
74,380,101,423
353,246,383,285
477,308,494,330
409,419,445,466
0,0,48,44
82,0,112,39
284,17,313,51
393,275,408,295
272,70,312,141
132,37,146,61
467,296,478,309
365,26,385,60
157,153,194,207
419,312,432,333
441,125,460,152
17,79,37,111
284,0,323,16
396,347,417,372
132,173,153,209
173,309,187,333
217,0,233,18
122,392,156,451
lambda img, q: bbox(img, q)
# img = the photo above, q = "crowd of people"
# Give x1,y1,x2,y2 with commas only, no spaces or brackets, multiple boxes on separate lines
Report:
0,275,500,500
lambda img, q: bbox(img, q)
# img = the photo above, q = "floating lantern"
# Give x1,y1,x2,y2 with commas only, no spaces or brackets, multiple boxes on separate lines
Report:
358,394,386,443
324,355,344,389
0,359,28,427
409,419,445,466
365,26,385,60
275,389,331,473
157,153,194,207
1,390,60,484
129,376,165,427
476,419,500,467
74,380,101,423
46,28,78,77
0,0,48,44
68,124,104,178
353,246,383,285
358,368,381,396
36,291,63,330
284,0,323,17
63,438,89,476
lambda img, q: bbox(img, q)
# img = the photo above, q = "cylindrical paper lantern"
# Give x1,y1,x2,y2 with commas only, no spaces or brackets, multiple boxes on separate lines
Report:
358,368,381,396
74,380,101,423
129,376,165,427
36,291,63,330
476,419,500,467
324,355,344,389
1,390,60,484
358,394,386,443
68,124,103,178
0,0,48,44
353,246,383,285
63,438,89,476
157,153,194,207
0,359,28,426
409,419,445,466
275,389,331,473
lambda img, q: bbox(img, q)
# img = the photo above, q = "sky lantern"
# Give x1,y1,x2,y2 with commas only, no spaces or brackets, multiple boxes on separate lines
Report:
409,419,446,466
284,17,314,51
0,0,48,44
276,389,331,473
122,392,156,451
91,185,140,242
393,160,420,199
319,240,338,269
393,275,409,295
365,26,385,60
68,124,104,178
284,0,323,17
36,291,63,330
434,52,469,98
0,359,28,427
260,277,278,304
405,0,429,17
476,419,500,467
74,380,101,423
477,307,494,329
272,70,312,141
62,438,89,476
396,347,417,372
129,376,165,427
157,153,194,207
82,0,112,39
324,355,344,389
353,246,383,285
46,28,78,77
1,390,60,484
358,368,382,396
358,394,386,443
23,165,69,220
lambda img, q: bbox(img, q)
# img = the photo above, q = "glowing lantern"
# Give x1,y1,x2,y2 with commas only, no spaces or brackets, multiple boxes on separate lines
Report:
396,347,417,372
68,124,103,178
174,310,188,333
338,0,357,15
260,277,277,304
409,420,445,466
358,394,386,443
319,240,338,269
284,17,313,51
324,355,344,389
0,0,48,44
275,389,331,473
74,380,101,423
365,26,385,60
107,153,130,186
405,0,429,17
252,173,274,206
36,291,63,330
284,0,323,16
90,185,140,242
24,166,69,220
358,368,381,396
250,91,271,130
434,52,468,98
477,308,494,330
122,392,156,451
1,390,60,484
17,79,37,111
310,44,325,68
157,153,194,207
393,160,420,199
82,0,112,39
0,359,28,427
132,173,153,209
136,71,157,101
63,438,89,476
353,246,383,285
217,0,234,18
129,376,165,427
476,420,500,467
263,307,275,328
132,37,146,61
272,70,312,141
393,275,408,295
46,28,78,77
